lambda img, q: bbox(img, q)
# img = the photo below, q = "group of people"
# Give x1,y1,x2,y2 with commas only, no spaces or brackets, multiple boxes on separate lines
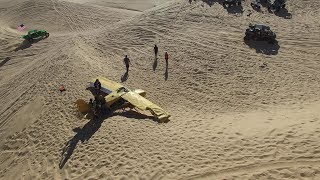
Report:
88,45,169,118
88,79,108,119
123,44,169,72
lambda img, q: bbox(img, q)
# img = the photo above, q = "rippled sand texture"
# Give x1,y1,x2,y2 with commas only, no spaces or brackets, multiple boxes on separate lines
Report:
1,0,320,179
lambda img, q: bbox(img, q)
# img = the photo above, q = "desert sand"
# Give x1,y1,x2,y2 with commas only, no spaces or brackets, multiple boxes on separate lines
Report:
1,0,320,179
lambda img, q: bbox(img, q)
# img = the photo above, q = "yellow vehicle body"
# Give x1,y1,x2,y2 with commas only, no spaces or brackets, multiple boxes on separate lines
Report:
78,77,170,122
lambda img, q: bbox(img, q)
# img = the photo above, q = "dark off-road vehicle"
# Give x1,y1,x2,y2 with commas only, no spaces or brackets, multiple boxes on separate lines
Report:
223,0,242,7
22,29,49,43
244,24,277,44
268,0,286,12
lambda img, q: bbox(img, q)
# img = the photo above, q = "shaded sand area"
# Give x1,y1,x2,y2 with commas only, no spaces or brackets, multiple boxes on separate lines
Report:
1,0,320,179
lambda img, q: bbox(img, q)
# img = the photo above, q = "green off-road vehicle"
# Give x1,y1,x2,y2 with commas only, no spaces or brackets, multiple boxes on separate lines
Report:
22,29,49,43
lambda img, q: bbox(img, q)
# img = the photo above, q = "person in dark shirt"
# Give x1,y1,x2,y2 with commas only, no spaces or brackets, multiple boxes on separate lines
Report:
94,79,101,96
124,55,131,72
154,45,158,58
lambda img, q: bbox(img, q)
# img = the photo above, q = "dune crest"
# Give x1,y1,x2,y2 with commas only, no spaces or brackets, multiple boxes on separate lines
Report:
1,0,320,179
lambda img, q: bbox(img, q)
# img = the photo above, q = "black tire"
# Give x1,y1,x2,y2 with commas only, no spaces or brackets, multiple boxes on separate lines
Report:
282,4,285,8
237,1,241,6
27,38,33,43
45,33,50,38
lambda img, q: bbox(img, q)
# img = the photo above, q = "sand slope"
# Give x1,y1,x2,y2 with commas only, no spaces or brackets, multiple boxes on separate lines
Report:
1,0,320,179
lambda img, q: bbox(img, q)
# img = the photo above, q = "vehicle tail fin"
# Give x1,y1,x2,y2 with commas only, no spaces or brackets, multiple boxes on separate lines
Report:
75,99,90,114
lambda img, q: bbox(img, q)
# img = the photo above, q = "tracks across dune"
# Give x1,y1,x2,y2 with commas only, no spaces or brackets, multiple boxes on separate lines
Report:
1,0,320,179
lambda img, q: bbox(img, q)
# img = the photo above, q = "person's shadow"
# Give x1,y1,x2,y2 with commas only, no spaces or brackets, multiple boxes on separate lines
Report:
0,57,11,67
59,118,103,169
153,57,158,71
164,61,168,81
121,71,129,82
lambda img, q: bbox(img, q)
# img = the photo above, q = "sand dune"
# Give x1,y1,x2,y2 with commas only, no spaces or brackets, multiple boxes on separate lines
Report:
1,0,320,179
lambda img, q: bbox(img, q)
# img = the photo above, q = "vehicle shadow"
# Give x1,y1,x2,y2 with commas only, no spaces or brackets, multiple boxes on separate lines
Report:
59,118,102,169
0,57,11,67
244,40,280,55
59,108,162,169
260,0,270,8
14,40,33,51
15,36,49,51
201,0,216,6
274,8,292,19
112,110,155,121
250,2,262,12
224,5,244,14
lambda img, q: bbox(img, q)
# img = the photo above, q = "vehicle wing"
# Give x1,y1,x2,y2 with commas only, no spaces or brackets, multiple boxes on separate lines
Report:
121,91,170,122
88,76,123,94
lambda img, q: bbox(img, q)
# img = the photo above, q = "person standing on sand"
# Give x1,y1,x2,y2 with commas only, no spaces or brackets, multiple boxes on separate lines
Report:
165,52,169,66
124,55,131,72
94,79,101,96
154,45,158,58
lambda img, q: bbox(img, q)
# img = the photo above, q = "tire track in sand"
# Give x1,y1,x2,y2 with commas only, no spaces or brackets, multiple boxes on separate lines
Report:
186,159,320,179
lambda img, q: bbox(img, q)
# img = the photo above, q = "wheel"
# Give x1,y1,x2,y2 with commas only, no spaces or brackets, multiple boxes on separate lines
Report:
237,1,241,6
281,4,285,8
45,33,49,38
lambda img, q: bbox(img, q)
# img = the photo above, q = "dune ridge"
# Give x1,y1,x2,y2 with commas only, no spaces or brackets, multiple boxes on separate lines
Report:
1,0,320,179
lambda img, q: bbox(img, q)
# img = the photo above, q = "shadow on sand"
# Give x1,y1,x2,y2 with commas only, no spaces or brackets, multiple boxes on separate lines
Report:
59,106,163,168
223,4,244,14
121,71,129,82
164,62,168,81
274,8,292,19
0,57,11,67
113,110,155,121
244,40,280,55
59,117,103,169
260,0,271,8
14,40,33,51
201,0,216,6
14,38,45,51
153,57,158,71
15,35,49,51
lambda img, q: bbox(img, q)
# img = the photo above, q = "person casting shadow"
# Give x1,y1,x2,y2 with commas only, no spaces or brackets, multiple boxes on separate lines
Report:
123,55,130,73
153,45,159,71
